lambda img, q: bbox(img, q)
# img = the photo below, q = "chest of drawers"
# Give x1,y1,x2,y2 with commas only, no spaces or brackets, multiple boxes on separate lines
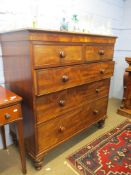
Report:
1,29,116,170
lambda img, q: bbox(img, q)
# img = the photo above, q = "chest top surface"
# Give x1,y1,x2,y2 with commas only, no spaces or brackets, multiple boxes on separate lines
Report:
0,28,117,43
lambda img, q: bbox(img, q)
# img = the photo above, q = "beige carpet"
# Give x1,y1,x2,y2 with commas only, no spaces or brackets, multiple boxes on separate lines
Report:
0,98,127,175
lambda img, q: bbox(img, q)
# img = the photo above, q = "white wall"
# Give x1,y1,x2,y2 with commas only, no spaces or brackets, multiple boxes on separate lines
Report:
112,0,131,99
0,0,125,95
0,0,125,148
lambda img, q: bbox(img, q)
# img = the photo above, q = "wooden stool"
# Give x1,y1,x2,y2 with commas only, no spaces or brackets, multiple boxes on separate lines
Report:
0,86,26,174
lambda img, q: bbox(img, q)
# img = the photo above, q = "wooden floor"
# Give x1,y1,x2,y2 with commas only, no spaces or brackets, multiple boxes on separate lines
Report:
0,98,128,175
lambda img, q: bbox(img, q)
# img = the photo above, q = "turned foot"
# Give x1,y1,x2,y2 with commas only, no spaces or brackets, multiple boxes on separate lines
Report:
34,158,43,170
97,119,105,129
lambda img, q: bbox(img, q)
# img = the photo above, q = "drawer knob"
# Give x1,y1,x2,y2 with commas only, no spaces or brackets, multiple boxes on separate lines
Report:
59,51,65,58
100,69,105,74
59,100,65,107
59,126,65,132
93,110,99,115
99,49,105,55
96,88,100,93
5,113,11,119
62,75,69,82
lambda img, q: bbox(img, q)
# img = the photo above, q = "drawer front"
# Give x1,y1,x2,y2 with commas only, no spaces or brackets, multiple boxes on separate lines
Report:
37,97,108,152
0,104,21,125
36,79,110,123
85,45,114,62
33,44,83,68
35,61,114,95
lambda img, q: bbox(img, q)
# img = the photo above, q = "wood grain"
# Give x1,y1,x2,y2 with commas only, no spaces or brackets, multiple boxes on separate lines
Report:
0,104,21,125
0,86,26,173
85,44,114,62
33,43,83,68
36,79,110,123
35,61,114,95
37,97,108,153
1,29,116,170
118,57,131,118
1,40,36,156
0,86,22,108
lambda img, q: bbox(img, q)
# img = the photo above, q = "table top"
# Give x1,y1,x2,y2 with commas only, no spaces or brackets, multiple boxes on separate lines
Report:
0,86,22,108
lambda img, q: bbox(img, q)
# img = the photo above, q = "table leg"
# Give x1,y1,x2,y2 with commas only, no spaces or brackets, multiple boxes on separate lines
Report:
0,125,7,149
16,120,27,174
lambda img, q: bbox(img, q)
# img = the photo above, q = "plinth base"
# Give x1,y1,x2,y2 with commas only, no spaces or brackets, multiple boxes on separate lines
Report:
117,108,131,119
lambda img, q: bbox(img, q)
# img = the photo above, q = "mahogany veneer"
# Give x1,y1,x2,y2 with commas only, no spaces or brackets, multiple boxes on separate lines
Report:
0,86,26,174
1,29,116,170
118,57,131,118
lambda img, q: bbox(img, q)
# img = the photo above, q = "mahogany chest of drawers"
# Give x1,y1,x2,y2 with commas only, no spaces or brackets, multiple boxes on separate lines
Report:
1,29,116,170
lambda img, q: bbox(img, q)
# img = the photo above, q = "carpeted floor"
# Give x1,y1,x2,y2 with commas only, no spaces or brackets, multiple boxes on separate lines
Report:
0,98,128,175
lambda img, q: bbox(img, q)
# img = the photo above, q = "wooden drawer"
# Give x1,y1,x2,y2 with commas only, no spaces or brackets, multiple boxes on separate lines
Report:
85,45,114,62
36,79,110,123
0,104,21,125
37,97,108,153
33,44,83,68
35,61,114,95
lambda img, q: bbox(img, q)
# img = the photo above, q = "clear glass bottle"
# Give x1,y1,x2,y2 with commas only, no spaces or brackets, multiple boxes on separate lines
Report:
32,15,37,28
60,18,68,31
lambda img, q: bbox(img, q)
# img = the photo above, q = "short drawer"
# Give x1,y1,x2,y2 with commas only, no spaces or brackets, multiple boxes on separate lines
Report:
0,104,21,125
36,79,110,123
35,61,114,95
33,44,83,68
37,97,108,153
85,45,114,62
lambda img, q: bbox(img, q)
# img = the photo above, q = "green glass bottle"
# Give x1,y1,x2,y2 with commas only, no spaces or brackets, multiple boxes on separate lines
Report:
72,14,79,31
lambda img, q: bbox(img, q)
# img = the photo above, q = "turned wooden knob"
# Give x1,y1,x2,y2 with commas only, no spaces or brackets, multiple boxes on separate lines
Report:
59,100,65,107
62,75,69,82
93,110,99,115
5,113,11,119
59,51,65,58
99,49,105,55
100,69,105,74
96,88,100,93
59,126,65,132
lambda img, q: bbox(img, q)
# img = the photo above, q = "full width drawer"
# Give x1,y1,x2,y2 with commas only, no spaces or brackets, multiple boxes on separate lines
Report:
36,79,110,123
35,61,114,95
33,44,83,68
0,104,21,125
85,45,114,62
37,97,108,153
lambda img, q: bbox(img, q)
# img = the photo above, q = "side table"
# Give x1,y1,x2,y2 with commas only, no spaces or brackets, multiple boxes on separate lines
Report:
0,86,26,174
